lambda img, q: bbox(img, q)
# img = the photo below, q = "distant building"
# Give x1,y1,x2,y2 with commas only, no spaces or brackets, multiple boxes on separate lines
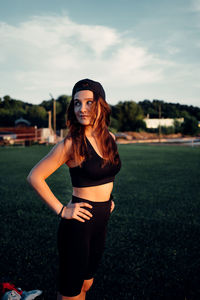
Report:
15,117,31,127
144,116,184,129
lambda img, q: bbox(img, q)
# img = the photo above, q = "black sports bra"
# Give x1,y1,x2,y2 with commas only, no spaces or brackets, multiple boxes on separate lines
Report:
69,138,121,187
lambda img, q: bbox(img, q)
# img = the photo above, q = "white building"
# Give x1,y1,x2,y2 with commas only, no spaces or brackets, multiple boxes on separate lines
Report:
144,117,184,129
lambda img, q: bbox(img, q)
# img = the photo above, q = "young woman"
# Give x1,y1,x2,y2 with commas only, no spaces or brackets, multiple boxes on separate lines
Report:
27,79,121,300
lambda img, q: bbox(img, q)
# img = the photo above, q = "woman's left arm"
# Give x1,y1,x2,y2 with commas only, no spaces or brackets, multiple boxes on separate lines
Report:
109,131,116,214
110,200,115,213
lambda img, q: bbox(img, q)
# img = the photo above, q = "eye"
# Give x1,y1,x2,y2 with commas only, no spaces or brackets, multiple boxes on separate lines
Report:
74,100,81,106
87,100,93,105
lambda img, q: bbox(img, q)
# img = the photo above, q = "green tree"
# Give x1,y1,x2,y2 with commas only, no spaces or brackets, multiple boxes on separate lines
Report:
161,126,175,134
181,116,199,136
3,95,12,109
0,108,14,126
40,95,71,129
181,110,190,119
114,101,144,131
56,95,72,129
174,119,182,133
57,95,71,111
110,116,120,131
26,105,47,127
135,119,147,132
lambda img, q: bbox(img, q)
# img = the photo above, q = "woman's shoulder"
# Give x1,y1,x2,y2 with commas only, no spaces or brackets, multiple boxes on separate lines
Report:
62,137,74,159
49,137,73,165
62,136,73,151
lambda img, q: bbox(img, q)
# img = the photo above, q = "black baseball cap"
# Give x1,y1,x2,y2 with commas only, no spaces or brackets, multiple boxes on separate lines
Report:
72,78,106,100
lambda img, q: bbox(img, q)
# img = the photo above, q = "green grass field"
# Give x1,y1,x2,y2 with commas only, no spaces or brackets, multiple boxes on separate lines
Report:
0,144,200,300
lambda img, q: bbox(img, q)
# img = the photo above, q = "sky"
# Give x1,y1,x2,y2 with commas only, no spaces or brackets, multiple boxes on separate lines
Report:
0,0,200,107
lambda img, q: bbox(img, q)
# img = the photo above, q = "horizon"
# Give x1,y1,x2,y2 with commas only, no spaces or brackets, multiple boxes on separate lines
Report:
2,94,200,109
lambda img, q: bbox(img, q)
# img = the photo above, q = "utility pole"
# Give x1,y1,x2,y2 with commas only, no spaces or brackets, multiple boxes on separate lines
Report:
49,93,56,135
48,111,52,130
158,103,161,142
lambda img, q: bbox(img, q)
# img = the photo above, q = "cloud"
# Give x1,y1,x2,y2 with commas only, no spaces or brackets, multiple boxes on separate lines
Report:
0,14,175,103
192,0,200,11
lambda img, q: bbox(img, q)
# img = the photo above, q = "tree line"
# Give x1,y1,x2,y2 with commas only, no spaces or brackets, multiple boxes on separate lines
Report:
0,95,200,135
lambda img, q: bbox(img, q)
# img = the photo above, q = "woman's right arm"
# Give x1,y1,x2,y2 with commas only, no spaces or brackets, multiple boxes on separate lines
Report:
27,139,93,222
27,139,71,215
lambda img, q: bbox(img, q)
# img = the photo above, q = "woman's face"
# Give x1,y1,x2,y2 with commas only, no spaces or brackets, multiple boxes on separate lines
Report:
74,90,95,126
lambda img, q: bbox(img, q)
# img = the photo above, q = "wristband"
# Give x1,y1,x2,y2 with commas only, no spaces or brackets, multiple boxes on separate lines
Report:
58,205,65,217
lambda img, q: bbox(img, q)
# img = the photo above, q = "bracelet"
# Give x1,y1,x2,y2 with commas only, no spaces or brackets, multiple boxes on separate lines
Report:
58,205,65,218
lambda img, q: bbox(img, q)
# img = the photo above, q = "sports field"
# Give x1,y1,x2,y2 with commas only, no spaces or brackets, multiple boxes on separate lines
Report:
0,144,200,300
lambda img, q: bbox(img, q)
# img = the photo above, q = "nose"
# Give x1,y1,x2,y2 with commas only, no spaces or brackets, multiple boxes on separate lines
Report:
79,103,87,113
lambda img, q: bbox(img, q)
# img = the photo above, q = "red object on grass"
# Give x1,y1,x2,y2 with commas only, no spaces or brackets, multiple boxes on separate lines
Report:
0,282,23,297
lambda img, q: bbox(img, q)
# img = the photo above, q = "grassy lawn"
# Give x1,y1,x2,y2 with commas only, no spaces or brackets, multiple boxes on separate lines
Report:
0,144,200,300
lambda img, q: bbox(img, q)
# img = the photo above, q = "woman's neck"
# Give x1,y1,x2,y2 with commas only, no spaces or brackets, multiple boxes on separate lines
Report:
84,125,96,137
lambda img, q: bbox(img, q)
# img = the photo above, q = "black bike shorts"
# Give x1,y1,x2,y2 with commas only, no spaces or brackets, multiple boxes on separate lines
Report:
57,195,112,297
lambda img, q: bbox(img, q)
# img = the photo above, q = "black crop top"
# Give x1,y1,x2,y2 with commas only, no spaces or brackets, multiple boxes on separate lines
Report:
69,138,121,187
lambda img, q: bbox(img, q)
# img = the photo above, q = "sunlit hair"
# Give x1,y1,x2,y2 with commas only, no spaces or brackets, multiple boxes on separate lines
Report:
64,92,120,167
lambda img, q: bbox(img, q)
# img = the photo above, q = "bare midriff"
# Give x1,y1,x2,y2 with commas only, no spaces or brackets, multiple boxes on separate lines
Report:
72,182,113,202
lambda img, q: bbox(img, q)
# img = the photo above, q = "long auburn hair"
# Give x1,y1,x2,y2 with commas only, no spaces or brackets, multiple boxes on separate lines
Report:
64,92,120,167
